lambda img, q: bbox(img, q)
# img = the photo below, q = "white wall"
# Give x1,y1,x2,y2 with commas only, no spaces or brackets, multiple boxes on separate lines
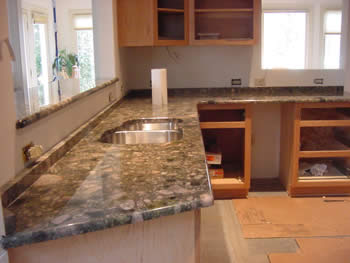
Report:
1,0,17,189
0,0,16,261
251,104,281,179
344,0,350,92
92,0,124,96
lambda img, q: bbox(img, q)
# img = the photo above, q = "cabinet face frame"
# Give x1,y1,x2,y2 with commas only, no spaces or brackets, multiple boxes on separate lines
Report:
198,103,252,199
153,0,190,46
189,0,261,46
288,103,350,196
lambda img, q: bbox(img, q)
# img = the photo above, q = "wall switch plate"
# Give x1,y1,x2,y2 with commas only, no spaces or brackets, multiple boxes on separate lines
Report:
255,78,266,86
231,79,242,86
314,78,324,85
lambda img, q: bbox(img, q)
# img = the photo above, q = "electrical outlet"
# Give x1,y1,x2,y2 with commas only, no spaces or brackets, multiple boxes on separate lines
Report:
231,79,242,86
108,92,115,103
22,142,34,162
255,78,266,87
314,78,324,85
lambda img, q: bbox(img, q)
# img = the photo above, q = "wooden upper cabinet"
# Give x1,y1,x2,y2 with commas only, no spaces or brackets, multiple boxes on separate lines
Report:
116,0,261,47
117,0,154,47
117,0,189,47
154,0,189,46
189,0,261,45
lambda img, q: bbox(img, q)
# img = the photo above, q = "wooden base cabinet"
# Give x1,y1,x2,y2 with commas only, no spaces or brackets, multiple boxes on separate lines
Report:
198,104,252,199
280,103,350,197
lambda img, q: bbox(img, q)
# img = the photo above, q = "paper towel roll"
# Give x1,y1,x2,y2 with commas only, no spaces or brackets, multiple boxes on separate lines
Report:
152,69,168,105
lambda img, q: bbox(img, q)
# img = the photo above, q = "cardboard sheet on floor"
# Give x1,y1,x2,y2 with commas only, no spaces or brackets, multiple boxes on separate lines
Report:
233,196,350,238
269,238,350,263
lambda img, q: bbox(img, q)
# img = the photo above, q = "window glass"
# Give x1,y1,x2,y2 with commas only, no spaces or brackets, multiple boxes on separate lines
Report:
262,12,307,69
324,10,342,69
324,10,342,33
76,28,95,91
33,23,50,106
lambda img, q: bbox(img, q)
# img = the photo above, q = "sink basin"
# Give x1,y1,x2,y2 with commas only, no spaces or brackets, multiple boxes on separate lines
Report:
100,118,184,145
104,130,183,144
116,118,183,131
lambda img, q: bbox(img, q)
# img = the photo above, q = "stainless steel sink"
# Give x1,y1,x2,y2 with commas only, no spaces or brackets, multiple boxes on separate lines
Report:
104,130,183,144
100,118,183,145
116,118,183,131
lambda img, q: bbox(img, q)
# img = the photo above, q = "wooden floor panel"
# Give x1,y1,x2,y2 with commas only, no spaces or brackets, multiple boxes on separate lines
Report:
233,196,350,238
269,237,350,263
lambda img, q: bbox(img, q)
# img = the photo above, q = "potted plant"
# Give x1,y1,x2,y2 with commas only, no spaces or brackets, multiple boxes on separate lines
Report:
52,49,79,79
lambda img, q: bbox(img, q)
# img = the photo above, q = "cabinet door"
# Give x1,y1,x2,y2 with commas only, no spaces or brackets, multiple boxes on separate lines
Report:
117,0,154,47
189,0,261,45
154,0,189,46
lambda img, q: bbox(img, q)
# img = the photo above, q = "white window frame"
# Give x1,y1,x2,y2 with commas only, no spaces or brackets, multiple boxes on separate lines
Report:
262,9,311,70
321,9,342,69
21,5,52,108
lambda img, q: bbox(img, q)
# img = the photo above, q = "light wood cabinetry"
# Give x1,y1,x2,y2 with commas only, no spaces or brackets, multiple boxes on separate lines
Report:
198,104,252,198
116,0,261,47
117,0,189,47
280,103,350,196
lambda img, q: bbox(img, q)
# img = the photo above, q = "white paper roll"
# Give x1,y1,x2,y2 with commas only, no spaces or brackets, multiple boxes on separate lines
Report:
151,69,168,105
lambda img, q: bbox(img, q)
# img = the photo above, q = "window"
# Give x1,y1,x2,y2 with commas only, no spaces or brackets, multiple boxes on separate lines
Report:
323,10,342,69
73,14,95,92
22,10,51,107
262,11,308,69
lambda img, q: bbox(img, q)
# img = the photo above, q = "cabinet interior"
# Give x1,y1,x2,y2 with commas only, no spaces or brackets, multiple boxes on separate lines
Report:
195,12,253,40
158,0,185,9
202,128,245,182
199,109,245,122
158,12,185,40
300,126,350,151
299,158,350,180
195,0,254,9
301,108,350,120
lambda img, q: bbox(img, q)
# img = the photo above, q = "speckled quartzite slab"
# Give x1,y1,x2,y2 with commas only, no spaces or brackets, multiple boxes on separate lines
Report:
16,78,119,129
131,85,344,98
4,87,350,249
2,97,214,249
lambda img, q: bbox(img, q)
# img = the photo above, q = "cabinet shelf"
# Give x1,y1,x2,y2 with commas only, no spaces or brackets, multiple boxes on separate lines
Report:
200,121,246,129
299,150,350,159
158,8,185,13
300,120,350,127
195,8,254,13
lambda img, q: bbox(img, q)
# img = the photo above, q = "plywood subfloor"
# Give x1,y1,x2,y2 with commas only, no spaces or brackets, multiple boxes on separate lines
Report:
233,196,350,238
201,200,298,263
269,237,350,263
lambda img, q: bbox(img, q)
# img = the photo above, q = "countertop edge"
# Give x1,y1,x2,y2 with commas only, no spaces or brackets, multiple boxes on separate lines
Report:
1,197,213,249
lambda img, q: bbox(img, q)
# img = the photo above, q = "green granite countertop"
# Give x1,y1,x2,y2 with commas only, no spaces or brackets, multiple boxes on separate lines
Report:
3,86,350,249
